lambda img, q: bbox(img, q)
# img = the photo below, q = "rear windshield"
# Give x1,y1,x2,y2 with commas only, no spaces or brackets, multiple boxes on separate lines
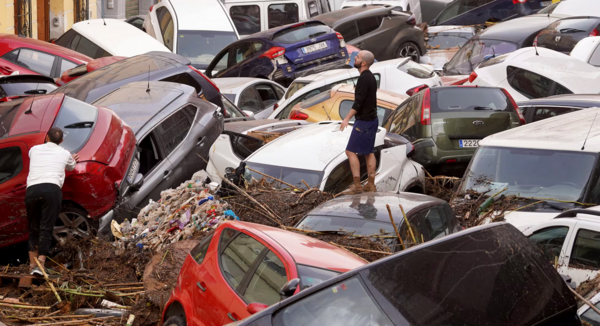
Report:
0,100,24,139
0,82,57,98
426,31,474,49
178,30,239,69
299,90,331,109
431,87,513,113
398,60,434,79
445,39,518,75
547,18,598,33
273,22,330,44
297,264,340,290
53,97,98,153
298,215,394,236
286,81,310,99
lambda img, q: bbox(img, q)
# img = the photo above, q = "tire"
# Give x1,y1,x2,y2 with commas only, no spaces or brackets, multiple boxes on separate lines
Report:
164,316,186,326
53,205,97,245
397,42,421,62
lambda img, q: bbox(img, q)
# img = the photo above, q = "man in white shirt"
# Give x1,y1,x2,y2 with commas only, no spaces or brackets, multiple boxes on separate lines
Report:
26,127,79,276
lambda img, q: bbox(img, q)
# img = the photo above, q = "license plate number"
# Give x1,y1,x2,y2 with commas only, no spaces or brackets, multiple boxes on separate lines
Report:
541,1,552,6
302,41,327,54
127,158,139,183
459,139,479,148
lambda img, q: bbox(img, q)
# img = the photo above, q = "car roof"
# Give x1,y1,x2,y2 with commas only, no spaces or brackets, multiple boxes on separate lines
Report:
306,192,445,222
480,106,600,152
168,0,236,31
478,14,568,45
315,6,392,26
332,84,407,105
92,81,194,134
71,19,171,57
246,121,386,171
517,94,600,107
213,77,273,94
0,33,91,63
233,221,366,272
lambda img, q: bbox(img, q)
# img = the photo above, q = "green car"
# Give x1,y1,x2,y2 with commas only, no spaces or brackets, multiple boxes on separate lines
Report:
382,85,525,176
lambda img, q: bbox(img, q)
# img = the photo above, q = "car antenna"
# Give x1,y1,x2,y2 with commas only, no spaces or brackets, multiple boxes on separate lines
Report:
582,112,598,150
146,65,151,92
322,105,331,120
24,83,40,114
348,69,356,87
534,41,539,56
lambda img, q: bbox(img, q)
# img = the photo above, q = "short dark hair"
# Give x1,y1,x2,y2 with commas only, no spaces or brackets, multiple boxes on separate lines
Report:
47,127,63,144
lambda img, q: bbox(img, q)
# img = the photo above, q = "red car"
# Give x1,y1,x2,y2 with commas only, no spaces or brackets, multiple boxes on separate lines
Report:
0,34,91,78
55,56,126,86
0,93,135,248
162,221,366,326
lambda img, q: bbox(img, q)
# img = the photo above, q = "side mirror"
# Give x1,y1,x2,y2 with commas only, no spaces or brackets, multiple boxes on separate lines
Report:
132,173,144,190
279,278,300,300
242,110,255,118
214,107,224,119
430,19,437,26
247,303,269,314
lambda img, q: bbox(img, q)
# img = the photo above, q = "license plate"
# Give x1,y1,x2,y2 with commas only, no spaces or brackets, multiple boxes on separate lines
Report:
301,41,327,54
459,139,480,148
127,158,139,183
541,1,552,6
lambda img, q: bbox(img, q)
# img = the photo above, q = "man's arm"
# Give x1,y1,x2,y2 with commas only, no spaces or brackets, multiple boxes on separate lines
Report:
340,108,357,131
65,153,79,171
352,77,367,113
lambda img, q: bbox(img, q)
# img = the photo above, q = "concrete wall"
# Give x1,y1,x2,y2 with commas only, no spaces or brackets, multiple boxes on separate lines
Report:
103,0,125,19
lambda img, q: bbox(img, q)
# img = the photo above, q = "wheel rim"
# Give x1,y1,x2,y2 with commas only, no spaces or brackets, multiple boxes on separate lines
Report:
398,44,419,61
54,211,92,243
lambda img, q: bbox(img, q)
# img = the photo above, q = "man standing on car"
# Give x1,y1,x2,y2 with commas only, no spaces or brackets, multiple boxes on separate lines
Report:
339,50,378,194
26,127,78,276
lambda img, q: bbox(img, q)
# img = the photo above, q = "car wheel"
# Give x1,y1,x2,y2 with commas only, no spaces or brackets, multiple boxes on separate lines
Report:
53,205,97,245
397,42,420,62
164,316,186,326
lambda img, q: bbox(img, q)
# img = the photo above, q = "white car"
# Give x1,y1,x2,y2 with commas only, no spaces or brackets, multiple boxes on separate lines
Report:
571,36,600,67
213,78,286,119
465,47,600,102
579,288,600,323
520,207,600,287
270,58,442,119
143,0,239,71
549,0,600,17
207,121,426,193
54,19,171,58
338,0,421,23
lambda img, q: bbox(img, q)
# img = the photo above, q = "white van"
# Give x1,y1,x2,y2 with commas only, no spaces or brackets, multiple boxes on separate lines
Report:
223,0,332,36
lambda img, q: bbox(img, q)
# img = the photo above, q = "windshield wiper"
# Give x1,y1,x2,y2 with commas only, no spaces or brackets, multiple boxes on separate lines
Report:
64,121,94,129
559,28,585,33
473,106,493,110
308,32,326,38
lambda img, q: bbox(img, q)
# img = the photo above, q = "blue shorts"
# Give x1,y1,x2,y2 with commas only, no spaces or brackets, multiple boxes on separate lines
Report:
346,119,378,155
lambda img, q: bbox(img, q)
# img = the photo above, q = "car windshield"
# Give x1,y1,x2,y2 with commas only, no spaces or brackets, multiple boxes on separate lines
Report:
273,23,330,44
445,39,518,75
0,82,57,98
246,162,324,188
221,95,247,118
53,97,98,153
286,81,310,99
177,30,238,69
427,32,474,49
398,60,434,78
297,215,394,236
460,146,598,202
297,264,340,290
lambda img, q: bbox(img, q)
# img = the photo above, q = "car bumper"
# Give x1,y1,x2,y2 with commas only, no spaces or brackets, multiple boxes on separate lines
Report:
413,139,477,169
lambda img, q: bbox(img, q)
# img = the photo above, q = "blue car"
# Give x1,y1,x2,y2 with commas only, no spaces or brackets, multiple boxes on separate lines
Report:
205,21,348,86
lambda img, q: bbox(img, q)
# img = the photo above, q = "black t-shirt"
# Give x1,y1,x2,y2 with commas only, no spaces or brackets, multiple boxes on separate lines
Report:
352,70,377,121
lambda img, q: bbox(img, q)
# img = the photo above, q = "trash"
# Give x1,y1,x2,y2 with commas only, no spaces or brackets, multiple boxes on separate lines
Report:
73,308,126,317
224,210,240,220
111,220,124,238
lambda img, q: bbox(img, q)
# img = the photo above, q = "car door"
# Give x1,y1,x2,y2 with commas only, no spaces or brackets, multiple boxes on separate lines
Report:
525,222,576,275
561,220,600,285
232,41,264,77
334,21,360,49
237,86,264,116
206,46,234,78
356,15,386,59
0,141,29,246
188,234,214,325
253,83,283,119
0,48,55,77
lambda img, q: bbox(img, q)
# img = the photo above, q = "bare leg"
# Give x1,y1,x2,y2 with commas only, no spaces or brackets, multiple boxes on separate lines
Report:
28,251,38,269
346,150,361,178
366,153,376,176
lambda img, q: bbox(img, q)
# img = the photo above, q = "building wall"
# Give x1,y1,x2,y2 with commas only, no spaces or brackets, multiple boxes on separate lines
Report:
48,0,97,39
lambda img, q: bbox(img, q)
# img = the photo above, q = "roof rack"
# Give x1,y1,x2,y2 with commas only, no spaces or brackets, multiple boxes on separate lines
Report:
554,209,600,219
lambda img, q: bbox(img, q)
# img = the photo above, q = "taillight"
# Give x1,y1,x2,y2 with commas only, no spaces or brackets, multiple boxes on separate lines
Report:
501,88,525,125
336,32,346,48
149,4,155,11
590,29,599,37
406,14,416,26
421,88,431,125
188,65,220,92
290,110,309,120
406,84,429,96
512,0,528,3
273,103,279,111
468,71,478,83
290,22,306,28
260,47,286,59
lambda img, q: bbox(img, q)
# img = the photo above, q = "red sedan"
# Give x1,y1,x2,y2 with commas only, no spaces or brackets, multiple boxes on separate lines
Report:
0,34,91,78
0,93,135,248
162,221,366,326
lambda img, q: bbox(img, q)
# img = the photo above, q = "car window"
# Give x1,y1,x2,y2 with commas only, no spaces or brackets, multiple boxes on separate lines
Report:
255,84,279,109
238,87,263,113
273,276,393,326
277,86,331,119
73,34,103,59
532,106,577,122
220,232,266,289
212,51,230,75
274,85,284,98
2,49,19,63
385,99,410,133
53,97,99,153
581,300,600,325
273,22,330,44
244,250,288,306
15,49,55,76
307,1,319,17
221,95,247,118
528,226,569,263
335,22,359,42
0,82,56,98
190,234,214,265
398,60,434,78
227,132,264,159
54,29,77,47
338,100,391,126
570,228,600,269
396,93,422,140
589,44,600,67
60,59,78,76
286,82,309,99
436,0,494,23
508,66,556,99
408,206,451,243
233,42,263,64
153,105,196,156
358,16,381,36
431,87,514,113
268,3,299,29
230,5,261,35
0,146,23,184
323,156,374,194
157,7,175,51
129,18,144,30
178,31,238,70
297,265,340,290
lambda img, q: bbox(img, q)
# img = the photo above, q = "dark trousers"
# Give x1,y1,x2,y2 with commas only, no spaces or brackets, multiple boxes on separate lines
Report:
25,183,62,256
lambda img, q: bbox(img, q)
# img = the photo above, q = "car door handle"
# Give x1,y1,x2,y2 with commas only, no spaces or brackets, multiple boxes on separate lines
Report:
227,313,238,322
196,136,204,146
163,170,172,180
1,65,13,73
196,282,206,292
11,184,26,192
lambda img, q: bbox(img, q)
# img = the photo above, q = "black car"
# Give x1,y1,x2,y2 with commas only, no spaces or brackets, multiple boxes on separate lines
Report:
221,223,581,326
432,0,548,26
535,16,600,54
296,192,461,251
51,51,230,114
443,13,568,76
517,94,600,123
315,6,426,62
0,74,57,100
